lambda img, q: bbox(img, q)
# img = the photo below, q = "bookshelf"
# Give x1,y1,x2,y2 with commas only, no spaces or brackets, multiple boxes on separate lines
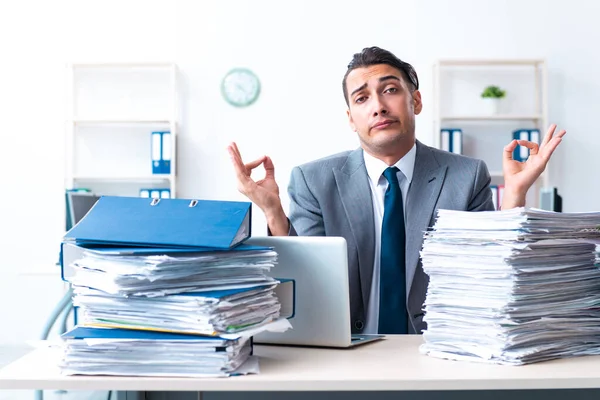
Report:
432,59,548,207
65,63,179,198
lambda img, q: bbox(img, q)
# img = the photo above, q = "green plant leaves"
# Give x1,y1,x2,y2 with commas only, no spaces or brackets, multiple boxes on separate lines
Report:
481,85,506,98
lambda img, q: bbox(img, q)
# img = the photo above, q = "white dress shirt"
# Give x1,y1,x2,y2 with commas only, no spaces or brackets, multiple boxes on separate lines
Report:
362,142,416,334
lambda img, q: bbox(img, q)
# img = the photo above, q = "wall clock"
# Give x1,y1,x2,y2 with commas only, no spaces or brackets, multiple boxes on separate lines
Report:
221,68,261,107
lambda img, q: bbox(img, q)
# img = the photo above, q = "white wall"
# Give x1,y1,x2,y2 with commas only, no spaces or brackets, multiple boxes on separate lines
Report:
1,0,598,343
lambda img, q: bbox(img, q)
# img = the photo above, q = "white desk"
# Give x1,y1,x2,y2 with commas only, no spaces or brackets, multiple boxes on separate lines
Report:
2,336,600,392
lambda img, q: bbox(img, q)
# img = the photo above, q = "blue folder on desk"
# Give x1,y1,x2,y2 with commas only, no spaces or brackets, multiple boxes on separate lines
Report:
62,326,229,341
63,196,252,249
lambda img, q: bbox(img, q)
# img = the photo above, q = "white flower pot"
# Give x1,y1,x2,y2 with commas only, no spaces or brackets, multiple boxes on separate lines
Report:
482,98,501,115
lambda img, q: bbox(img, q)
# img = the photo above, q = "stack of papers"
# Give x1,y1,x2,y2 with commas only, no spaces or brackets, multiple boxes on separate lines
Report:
67,245,282,335
73,284,282,335
58,196,292,377
429,208,600,241
67,245,279,297
60,325,289,378
60,245,290,376
419,207,600,365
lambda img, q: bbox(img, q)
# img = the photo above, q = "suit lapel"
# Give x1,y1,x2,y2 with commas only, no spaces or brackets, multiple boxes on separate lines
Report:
406,141,447,297
333,149,375,313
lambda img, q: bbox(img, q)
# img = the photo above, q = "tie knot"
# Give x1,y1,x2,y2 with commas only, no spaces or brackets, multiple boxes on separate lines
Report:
383,166,399,184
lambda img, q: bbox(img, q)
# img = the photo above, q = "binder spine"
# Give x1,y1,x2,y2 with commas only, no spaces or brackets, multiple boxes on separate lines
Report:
451,129,463,155
151,132,162,174
161,131,172,174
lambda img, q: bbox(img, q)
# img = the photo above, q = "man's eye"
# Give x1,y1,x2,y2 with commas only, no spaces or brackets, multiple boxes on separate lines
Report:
385,87,398,93
355,96,366,103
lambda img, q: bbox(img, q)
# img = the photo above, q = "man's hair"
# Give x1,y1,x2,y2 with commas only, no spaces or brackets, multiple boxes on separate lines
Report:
342,46,419,106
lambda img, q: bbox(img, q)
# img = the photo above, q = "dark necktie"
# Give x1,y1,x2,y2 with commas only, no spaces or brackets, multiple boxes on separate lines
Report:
378,166,408,334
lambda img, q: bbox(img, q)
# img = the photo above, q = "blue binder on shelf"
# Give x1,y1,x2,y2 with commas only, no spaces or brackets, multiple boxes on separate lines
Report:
151,131,171,175
490,184,499,210
512,129,540,162
440,128,463,154
161,131,171,174
151,131,162,174
63,196,252,249
139,188,170,198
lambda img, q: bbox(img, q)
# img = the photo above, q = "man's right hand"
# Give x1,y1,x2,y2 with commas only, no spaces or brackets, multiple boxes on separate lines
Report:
227,142,290,235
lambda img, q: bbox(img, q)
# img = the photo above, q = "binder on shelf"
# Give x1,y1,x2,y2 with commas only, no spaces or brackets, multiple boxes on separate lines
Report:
62,196,252,249
440,128,463,155
451,129,463,155
512,129,540,162
498,184,505,209
529,129,540,146
440,129,451,152
161,131,171,174
490,185,499,210
140,188,170,198
518,130,529,161
151,131,162,174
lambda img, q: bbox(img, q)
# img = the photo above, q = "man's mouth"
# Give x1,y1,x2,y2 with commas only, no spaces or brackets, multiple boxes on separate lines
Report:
372,119,397,130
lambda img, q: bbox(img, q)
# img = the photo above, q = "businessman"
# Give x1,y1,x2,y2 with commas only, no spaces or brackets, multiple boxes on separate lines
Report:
228,46,565,335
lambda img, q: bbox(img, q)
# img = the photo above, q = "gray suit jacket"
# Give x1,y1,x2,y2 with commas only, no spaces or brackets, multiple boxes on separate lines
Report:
286,140,495,334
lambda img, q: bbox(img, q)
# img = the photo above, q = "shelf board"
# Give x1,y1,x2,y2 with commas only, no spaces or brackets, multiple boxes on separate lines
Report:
73,175,172,182
71,119,173,125
437,59,544,67
72,62,175,68
439,115,543,121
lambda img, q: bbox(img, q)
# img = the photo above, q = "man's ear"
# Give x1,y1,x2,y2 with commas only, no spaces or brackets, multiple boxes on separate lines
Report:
347,109,356,131
412,90,423,115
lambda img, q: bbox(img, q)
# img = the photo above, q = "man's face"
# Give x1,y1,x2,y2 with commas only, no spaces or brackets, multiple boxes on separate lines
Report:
346,64,422,156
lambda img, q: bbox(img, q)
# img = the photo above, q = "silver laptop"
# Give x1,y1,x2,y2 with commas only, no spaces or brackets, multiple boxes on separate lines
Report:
248,236,383,348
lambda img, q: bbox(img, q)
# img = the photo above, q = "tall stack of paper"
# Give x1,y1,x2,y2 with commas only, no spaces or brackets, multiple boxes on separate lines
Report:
419,207,600,365
58,196,292,377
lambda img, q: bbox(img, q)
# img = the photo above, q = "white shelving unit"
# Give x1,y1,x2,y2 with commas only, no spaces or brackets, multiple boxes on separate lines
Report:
66,63,178,198
432,59,548,206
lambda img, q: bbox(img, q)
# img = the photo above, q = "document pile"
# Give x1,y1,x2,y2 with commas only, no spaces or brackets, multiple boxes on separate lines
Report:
419,207,600,365
58,196,292,377
60,326,258,378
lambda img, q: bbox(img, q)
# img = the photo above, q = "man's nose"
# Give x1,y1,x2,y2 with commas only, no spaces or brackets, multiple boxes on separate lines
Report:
372,96,388,117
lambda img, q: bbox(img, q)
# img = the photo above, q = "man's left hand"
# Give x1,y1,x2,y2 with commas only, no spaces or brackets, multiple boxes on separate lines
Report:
501,123,566,209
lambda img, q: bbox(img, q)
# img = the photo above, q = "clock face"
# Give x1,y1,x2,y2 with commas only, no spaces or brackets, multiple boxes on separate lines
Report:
221,68,261,107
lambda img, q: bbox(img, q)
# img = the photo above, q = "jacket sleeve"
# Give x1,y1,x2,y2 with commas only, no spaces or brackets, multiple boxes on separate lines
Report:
286,165,326,236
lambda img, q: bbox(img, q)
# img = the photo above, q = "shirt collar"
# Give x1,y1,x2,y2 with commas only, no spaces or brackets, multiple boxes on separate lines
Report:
363,142,416,186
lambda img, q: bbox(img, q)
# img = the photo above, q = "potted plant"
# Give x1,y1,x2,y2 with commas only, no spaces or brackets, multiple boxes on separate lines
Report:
481,85,506,115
